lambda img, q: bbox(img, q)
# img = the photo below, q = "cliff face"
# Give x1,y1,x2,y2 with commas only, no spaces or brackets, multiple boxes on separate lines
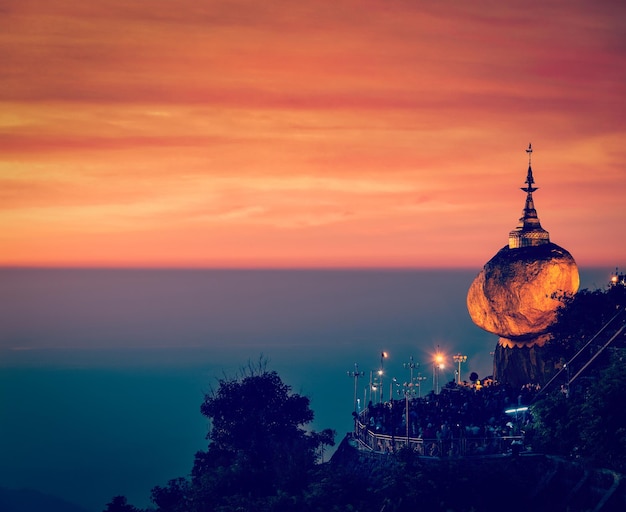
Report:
492,342,559,386
467,243,579,346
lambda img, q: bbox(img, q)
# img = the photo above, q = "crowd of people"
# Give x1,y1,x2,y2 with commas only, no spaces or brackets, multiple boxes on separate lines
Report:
357,379,539,444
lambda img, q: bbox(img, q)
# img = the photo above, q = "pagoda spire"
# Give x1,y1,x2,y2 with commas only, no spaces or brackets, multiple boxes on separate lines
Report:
508,143,550,249
522,143,537,194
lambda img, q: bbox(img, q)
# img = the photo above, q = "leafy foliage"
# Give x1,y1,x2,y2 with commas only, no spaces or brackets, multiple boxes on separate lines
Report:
201,366,314,458
529,283,626,473
529,351,626,473
103,496,141,512
150,478,191,512
147,361,335,511
547,284,626,361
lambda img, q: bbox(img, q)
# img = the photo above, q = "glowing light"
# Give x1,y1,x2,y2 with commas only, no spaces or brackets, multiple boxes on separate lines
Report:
505,407,529,414
432,349,446,394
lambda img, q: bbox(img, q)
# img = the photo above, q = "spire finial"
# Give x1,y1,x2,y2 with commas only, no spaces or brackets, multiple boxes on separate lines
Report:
522,143,536,193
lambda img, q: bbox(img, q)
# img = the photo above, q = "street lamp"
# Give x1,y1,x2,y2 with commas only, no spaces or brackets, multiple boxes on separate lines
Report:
415,373,427,397
403,355,419,383
396,378,418,443
347,363,364,414
371,380,379,404
379,351,388,403
453,354,467,385
433,350,445,394
404,355,423,395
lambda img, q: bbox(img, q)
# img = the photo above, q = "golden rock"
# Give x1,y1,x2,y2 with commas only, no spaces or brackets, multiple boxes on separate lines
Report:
467,243,579,347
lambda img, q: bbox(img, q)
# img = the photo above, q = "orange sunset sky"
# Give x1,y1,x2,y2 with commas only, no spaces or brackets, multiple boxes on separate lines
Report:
1,0,625,269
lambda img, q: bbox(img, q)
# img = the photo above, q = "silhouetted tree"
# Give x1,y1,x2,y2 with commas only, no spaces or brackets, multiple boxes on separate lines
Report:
150,478,191,512
197,362,334,496
149,360,335,511
103,496,141,512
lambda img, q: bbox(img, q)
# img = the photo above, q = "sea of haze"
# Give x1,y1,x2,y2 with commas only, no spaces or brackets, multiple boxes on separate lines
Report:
0,267,613,511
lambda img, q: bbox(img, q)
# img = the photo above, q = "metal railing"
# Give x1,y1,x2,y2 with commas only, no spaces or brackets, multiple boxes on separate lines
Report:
354,418,524,457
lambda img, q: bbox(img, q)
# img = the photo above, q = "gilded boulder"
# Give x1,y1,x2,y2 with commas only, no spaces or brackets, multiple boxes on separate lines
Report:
466,243,579,346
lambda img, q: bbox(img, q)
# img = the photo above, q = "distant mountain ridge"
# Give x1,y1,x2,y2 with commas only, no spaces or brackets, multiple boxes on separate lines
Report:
0,487,89,512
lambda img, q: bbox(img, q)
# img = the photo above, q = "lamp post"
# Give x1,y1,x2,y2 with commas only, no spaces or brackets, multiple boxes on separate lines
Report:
379,351,388,403
369,370,378,404
400,355,420,441
415,373,427,397
433,350,445,394
347,363,365,414
453,354,467,385
403,356,419,383
397,378,418,444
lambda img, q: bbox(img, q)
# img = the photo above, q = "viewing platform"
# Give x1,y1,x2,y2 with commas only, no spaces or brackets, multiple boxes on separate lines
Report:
353,415,524,457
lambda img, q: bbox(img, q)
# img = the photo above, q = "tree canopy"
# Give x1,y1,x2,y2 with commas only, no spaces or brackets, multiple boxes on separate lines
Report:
201,366,314,457
529,283,626,473
149,361,335,511
547,282,626,361
103,496,141,512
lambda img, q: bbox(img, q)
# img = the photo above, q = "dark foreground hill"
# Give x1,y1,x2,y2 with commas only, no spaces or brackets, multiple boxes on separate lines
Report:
328,434,626,512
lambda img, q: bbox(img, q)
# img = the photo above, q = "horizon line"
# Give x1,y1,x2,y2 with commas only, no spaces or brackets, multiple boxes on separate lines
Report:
0,263,484,272
0,263,620,272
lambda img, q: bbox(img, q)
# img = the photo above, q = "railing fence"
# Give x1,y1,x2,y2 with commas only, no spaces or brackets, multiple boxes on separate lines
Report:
354,418,523,457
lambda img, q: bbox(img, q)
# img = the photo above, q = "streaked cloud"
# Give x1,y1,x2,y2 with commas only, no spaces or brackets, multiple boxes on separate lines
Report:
1,0,625,267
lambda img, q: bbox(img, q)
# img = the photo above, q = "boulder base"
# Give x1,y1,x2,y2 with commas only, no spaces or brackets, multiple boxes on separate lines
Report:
493,341,561,388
